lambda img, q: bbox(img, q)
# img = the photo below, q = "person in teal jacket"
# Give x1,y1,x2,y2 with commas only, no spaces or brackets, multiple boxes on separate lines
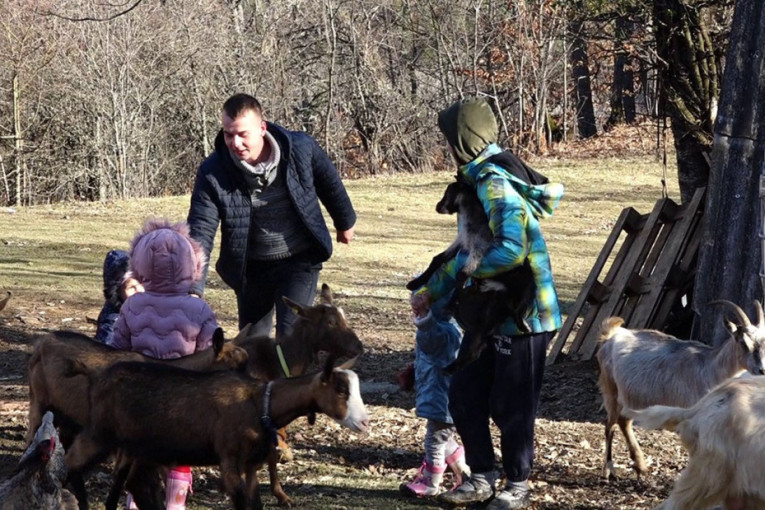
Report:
410,97,563,509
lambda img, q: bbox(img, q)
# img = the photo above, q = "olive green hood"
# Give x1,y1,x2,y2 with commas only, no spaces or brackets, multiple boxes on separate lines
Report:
437,97,499,164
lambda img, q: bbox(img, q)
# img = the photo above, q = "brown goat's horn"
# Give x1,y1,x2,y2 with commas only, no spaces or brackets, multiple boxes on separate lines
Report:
709,300,752,329
756,300,765,328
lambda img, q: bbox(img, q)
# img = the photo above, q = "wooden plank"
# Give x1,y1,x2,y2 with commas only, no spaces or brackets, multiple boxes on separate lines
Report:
566,210,644,355
567,224,638,354
630,187,706,328
649,189,706,331
604,207,668,327
619,220,673,324
546,206,643,364
579,198,679,361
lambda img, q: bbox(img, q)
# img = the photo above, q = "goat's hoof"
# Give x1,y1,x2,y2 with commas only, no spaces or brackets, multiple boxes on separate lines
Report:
277,495,293,507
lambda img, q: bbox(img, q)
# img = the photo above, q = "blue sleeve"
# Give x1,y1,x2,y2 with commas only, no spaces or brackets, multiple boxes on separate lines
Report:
472,175,527,278
94,307,118,345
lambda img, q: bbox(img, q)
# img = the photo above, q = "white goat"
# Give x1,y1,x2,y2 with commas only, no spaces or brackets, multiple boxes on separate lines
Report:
596,300,765,480
626,375,765,510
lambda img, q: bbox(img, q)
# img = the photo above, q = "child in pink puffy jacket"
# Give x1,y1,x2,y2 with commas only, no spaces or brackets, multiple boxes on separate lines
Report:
109,217,219,510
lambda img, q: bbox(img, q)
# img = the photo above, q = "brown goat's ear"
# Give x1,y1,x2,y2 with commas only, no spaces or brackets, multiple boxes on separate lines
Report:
282,296,307,317
212,328,225,354
320,283,333,305
321,356,337,382
337,355,359,371
236,323,255,340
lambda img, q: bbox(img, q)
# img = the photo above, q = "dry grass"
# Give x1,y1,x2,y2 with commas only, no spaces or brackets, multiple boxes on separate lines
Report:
0,154,678,341
0,154,680,509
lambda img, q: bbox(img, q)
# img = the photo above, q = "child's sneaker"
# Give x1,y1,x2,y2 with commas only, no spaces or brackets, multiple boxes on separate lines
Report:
400,460,446,497
445,446,471,489
165,467,193,510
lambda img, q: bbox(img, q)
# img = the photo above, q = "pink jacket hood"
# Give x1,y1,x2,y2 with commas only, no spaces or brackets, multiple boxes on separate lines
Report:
109,218,218,358
129,218,206,294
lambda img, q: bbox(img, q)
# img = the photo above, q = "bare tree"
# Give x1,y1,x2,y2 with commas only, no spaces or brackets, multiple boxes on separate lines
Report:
0,0,58,205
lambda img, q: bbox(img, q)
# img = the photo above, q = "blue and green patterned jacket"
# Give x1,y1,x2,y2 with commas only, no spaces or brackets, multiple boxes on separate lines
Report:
419,143,563,336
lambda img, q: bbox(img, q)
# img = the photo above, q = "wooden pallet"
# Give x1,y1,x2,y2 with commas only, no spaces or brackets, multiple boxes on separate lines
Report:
546,187,706,365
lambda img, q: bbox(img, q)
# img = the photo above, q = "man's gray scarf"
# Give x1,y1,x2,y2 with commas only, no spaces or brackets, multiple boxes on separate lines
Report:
230,131,282,193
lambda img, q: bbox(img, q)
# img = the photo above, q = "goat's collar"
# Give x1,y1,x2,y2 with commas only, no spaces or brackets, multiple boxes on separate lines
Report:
261,381,279,446
276,344,291,378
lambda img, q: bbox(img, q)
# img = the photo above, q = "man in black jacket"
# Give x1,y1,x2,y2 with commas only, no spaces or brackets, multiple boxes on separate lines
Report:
188,93,356,337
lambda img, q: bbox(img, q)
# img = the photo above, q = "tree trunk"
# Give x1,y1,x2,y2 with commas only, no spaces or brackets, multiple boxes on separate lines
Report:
569,18,597,138
654,0,720,204
606,15,636,130
694,0,765,343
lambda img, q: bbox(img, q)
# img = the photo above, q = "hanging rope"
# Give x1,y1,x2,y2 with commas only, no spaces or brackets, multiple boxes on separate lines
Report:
759,167,765,301
657,70,669,199
661,119,669,199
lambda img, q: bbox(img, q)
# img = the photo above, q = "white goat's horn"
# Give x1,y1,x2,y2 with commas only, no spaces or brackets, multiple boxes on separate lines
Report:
756,300,765,327
710,300,752,329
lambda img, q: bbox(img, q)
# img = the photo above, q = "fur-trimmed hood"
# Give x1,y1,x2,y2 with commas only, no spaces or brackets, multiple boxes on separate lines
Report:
129,218,207,294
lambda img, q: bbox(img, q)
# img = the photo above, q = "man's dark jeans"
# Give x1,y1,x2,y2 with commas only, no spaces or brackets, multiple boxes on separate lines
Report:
238,252,321,337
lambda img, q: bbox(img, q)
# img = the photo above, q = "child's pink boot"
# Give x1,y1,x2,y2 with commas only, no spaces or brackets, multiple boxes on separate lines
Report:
165,467,193,510
401,460,446,497
446,446,471,489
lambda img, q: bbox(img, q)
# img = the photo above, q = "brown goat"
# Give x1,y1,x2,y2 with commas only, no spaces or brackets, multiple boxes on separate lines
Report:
235,283,364,461
26,327,248,509
27,328,248,443
65,357,370,510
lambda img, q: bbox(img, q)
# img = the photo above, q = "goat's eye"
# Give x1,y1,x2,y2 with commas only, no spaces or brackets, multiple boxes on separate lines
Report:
335,381,349,396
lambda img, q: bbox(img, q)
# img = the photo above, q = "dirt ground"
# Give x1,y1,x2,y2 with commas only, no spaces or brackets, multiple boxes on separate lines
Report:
0,294,686,510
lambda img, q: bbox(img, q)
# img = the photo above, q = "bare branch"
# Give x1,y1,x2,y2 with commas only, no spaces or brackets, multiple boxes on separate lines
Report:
43,0,144,22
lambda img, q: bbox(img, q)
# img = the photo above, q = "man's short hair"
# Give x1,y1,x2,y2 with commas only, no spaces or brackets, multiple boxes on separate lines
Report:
222,93,263,119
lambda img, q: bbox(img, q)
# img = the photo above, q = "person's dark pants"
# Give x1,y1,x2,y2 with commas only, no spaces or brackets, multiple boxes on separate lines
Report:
448,330,553,482
237,253,321,337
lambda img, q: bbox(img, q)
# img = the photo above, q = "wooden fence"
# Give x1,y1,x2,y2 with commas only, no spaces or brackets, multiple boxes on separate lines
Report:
547,187,706,365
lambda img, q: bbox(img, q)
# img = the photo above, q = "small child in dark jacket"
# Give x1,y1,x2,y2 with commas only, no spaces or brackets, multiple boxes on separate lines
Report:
401,293,471,497
94,250,144,344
